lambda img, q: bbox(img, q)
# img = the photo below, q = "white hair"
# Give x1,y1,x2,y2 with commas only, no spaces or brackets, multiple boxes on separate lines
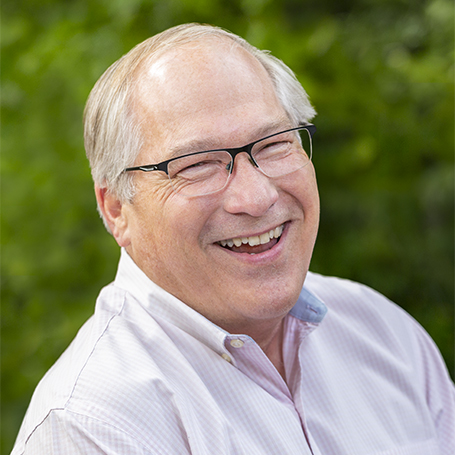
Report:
83,23,316,229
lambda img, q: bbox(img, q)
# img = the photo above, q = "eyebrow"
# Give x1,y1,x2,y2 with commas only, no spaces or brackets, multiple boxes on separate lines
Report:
166,117,292,160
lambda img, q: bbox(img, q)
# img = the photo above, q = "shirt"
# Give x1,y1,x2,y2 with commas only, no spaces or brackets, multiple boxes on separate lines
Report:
12,249,455,455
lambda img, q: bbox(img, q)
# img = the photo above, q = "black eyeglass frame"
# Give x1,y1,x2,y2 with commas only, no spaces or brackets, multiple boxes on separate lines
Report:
122,124,316,176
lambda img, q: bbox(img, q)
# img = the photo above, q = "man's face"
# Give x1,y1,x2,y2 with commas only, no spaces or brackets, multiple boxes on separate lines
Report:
114,41,320,334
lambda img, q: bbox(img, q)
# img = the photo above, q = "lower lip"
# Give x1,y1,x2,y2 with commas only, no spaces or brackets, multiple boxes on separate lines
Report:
216,223,289,264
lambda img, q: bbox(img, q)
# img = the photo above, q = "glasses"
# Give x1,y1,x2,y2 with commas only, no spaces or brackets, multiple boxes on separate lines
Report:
123,124,316,197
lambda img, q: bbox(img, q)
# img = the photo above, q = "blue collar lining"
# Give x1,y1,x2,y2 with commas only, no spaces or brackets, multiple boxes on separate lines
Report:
289,287,328,323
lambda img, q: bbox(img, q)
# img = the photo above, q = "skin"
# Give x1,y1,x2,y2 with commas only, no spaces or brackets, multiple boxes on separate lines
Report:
96,38,320,378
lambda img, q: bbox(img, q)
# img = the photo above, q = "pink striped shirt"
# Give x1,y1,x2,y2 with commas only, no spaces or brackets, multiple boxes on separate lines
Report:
12,249,455,454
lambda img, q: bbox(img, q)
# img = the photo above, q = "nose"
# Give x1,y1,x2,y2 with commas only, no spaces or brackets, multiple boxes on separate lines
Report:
222,153,279,217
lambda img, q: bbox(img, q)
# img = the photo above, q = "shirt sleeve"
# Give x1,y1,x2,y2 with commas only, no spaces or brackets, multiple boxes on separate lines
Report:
16,409,188,455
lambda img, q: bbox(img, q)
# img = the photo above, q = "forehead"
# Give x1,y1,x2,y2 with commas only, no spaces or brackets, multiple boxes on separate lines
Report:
140,38,269,93
133,39,288,162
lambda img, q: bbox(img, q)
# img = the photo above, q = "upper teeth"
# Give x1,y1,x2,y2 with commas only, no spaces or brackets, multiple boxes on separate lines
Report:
219,224,284,248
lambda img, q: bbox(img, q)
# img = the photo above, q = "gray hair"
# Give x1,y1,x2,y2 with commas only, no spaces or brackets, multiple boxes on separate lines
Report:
83,23,316,228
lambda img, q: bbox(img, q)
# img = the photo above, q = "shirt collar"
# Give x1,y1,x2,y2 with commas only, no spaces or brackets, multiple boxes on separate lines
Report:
290,286,328,324
114,248,327,352
114,249,228,354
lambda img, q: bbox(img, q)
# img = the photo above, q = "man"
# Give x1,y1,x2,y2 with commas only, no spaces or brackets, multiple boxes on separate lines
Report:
12,23,454,454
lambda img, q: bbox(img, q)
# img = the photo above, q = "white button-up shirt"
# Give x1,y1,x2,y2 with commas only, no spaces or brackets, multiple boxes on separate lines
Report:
12,249,455,454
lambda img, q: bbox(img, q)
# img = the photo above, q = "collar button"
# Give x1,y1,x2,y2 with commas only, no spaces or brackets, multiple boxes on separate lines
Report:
230,339,244,348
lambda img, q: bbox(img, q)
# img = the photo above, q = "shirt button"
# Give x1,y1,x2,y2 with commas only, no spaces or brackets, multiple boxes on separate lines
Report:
221,353,232,363
230,339,244,348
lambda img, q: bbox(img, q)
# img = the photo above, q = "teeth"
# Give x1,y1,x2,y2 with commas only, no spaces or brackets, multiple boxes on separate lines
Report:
259,232,270,244
219,224,284,249
249,236,260,246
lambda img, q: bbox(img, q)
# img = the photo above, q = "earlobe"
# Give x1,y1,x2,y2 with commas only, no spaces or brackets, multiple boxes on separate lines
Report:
95,185,131,247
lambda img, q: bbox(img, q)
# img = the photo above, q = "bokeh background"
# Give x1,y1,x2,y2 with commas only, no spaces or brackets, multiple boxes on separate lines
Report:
2,0,454,452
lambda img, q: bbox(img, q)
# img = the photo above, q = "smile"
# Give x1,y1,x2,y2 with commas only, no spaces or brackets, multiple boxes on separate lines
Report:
217,224,284,254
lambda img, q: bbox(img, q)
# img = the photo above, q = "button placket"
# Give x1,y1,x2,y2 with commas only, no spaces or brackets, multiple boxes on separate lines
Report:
221,353,232,363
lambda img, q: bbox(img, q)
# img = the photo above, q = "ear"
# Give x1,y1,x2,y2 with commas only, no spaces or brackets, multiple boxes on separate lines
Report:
95,185,131,248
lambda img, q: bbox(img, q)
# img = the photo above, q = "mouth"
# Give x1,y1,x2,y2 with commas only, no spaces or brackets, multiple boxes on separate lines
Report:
217,224,285,255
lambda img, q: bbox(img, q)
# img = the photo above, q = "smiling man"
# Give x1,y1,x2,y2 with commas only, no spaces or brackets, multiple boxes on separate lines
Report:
12,24,454,455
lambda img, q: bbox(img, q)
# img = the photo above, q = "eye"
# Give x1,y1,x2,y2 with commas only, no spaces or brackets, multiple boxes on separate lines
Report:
180,160,216,174
254,139,293,160
168,152,231,181
188,160,213,169
264,140,290,150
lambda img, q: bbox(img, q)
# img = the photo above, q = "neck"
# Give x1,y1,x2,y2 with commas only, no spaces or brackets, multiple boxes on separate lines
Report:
260,319,286,380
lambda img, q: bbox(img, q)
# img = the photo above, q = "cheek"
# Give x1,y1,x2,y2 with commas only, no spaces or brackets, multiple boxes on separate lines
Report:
134,190,214,256
125,184,174,254
301,166,319,211
282,166,319,214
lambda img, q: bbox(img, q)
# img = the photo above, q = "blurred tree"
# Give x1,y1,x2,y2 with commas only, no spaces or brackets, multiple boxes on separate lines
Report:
1,0,453,452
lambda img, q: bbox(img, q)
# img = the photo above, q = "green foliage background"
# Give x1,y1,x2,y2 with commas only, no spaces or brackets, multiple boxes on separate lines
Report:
2,0,454,452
